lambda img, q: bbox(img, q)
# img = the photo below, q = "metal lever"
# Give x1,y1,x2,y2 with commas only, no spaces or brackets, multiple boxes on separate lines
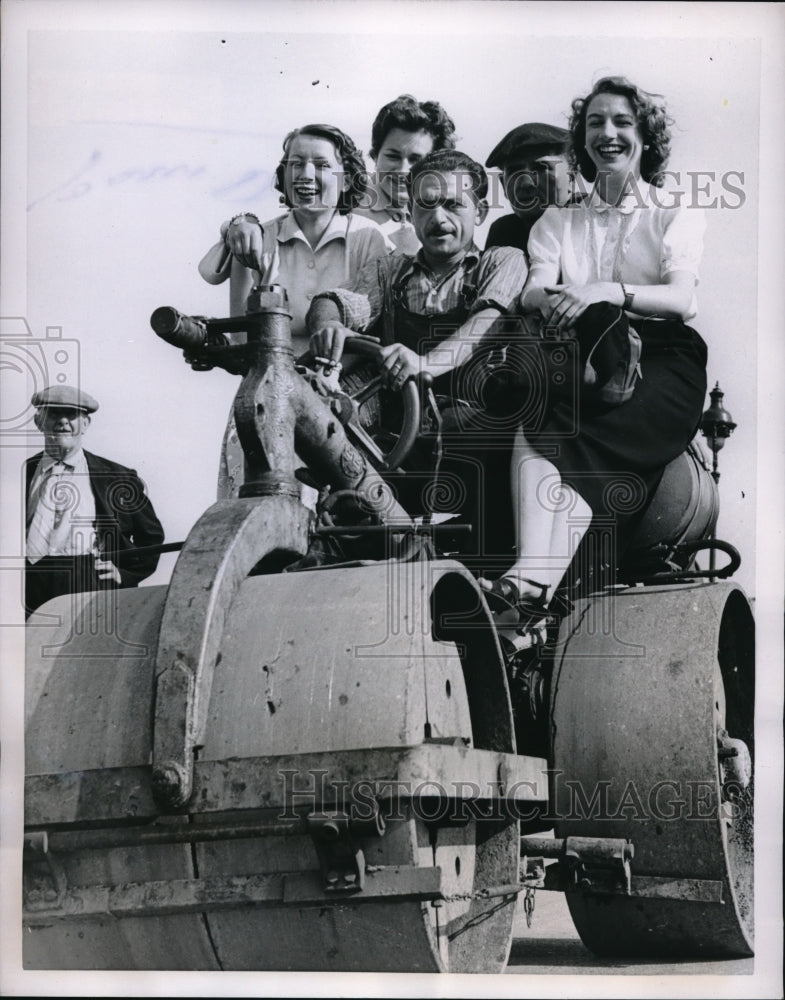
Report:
150,292,414,810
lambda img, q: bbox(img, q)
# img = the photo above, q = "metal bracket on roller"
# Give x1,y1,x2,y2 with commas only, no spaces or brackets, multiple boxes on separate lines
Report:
23,832,67,914
151,495,311,810
520,834,726,903
149,288,414,811
521,835,633,895
307,804,386,894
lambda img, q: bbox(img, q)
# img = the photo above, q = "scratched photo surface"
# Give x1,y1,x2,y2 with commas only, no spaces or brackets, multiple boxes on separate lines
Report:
2,1,783,998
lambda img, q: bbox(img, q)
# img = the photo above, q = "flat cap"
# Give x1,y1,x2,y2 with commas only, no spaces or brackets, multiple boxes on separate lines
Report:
486,123,570,168
31,384,99,413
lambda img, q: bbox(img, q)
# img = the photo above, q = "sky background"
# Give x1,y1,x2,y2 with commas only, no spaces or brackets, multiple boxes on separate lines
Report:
1,2,784,997
9,14,765,595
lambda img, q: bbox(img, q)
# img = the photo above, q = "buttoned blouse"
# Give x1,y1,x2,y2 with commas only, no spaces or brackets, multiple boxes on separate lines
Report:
267,212,392,339
527,185,706,320
199,210,392,345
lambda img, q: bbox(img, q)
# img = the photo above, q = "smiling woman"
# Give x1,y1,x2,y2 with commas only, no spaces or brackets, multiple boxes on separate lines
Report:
281,134,344,213
200,122,381,342
196,122,391,499
356,94,458,253
481,76,710,630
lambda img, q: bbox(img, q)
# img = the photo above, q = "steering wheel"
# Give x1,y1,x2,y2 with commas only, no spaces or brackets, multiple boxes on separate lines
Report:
318,334,422,472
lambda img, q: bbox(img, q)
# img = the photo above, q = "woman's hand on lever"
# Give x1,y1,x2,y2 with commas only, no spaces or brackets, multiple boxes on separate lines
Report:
225,216,264,271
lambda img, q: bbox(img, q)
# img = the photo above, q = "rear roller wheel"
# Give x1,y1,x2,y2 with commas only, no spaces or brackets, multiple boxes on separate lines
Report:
551,582,754,958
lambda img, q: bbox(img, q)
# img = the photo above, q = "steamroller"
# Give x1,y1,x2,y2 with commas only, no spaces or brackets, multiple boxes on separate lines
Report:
23,287,754,971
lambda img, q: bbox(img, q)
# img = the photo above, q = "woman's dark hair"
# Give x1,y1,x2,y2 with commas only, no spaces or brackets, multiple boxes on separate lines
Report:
274,123,367,214
369,95,457,160
408,149,488,203
569,76,673,187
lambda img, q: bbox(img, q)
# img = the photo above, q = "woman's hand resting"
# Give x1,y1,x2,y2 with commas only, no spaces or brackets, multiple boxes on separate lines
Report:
541,282,622,332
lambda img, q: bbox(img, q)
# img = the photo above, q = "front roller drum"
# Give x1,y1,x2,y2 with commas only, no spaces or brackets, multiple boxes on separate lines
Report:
24,562,531,972
550,581,754,958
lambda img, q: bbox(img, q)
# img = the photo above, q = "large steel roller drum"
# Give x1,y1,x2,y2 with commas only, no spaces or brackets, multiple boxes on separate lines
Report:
25,561,538,972
550,581,754,957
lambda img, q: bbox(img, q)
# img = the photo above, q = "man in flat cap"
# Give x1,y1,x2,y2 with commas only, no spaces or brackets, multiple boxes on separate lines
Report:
24,385,165,617
485,122,573,257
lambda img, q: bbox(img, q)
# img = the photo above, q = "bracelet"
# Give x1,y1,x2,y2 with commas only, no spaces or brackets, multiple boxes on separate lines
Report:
620,282,635,311
228,212,262,231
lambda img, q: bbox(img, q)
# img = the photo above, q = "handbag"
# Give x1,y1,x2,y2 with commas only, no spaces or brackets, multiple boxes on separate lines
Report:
579,306,642,406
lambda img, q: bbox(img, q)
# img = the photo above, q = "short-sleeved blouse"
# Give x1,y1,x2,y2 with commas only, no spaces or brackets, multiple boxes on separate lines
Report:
199,210,392,341
527,185,706,320
201,210,392,500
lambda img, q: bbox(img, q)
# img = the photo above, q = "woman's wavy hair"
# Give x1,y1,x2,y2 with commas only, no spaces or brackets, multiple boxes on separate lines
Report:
569,76,673,187
274,124,368,214
369,95,457,160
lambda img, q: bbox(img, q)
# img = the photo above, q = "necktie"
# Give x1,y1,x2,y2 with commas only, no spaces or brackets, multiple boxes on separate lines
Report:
26,463,70,562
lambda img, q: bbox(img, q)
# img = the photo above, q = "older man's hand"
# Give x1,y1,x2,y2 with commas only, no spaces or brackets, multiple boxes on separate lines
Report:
95,559,122,585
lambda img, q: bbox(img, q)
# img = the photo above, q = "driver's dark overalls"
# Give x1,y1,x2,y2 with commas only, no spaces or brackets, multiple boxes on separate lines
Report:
368,257,509,533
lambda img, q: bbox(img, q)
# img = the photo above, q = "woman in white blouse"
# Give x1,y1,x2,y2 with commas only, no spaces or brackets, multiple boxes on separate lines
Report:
480,76,708,627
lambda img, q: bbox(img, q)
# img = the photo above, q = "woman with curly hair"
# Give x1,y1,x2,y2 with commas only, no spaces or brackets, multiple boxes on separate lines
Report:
355,94,457,253
198,124,391,498
480,77,708,628
199,123,390,347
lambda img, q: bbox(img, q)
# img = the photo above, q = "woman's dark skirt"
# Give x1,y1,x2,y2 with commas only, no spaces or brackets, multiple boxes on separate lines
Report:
525,302,708,542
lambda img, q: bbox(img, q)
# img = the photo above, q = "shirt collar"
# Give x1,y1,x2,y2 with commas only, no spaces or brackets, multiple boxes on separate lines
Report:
584,180,652,215
409,243,481,277
39,448,85,473
278,210,348,249
368,185,411,224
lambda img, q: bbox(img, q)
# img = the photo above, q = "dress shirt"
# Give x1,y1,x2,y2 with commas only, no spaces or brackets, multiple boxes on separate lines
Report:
26,449,97,559
317,245,528,333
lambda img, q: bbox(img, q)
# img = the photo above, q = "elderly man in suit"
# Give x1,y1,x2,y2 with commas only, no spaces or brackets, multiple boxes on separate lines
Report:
25,385,164,617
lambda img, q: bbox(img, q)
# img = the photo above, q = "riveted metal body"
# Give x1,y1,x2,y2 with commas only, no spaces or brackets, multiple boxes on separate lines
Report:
26,564,535,971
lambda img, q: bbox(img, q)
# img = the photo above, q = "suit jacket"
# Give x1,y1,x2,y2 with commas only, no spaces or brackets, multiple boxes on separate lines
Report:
25,450,165,587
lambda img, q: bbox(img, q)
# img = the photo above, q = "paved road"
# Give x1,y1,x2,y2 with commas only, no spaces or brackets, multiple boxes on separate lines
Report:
506,890,754,976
